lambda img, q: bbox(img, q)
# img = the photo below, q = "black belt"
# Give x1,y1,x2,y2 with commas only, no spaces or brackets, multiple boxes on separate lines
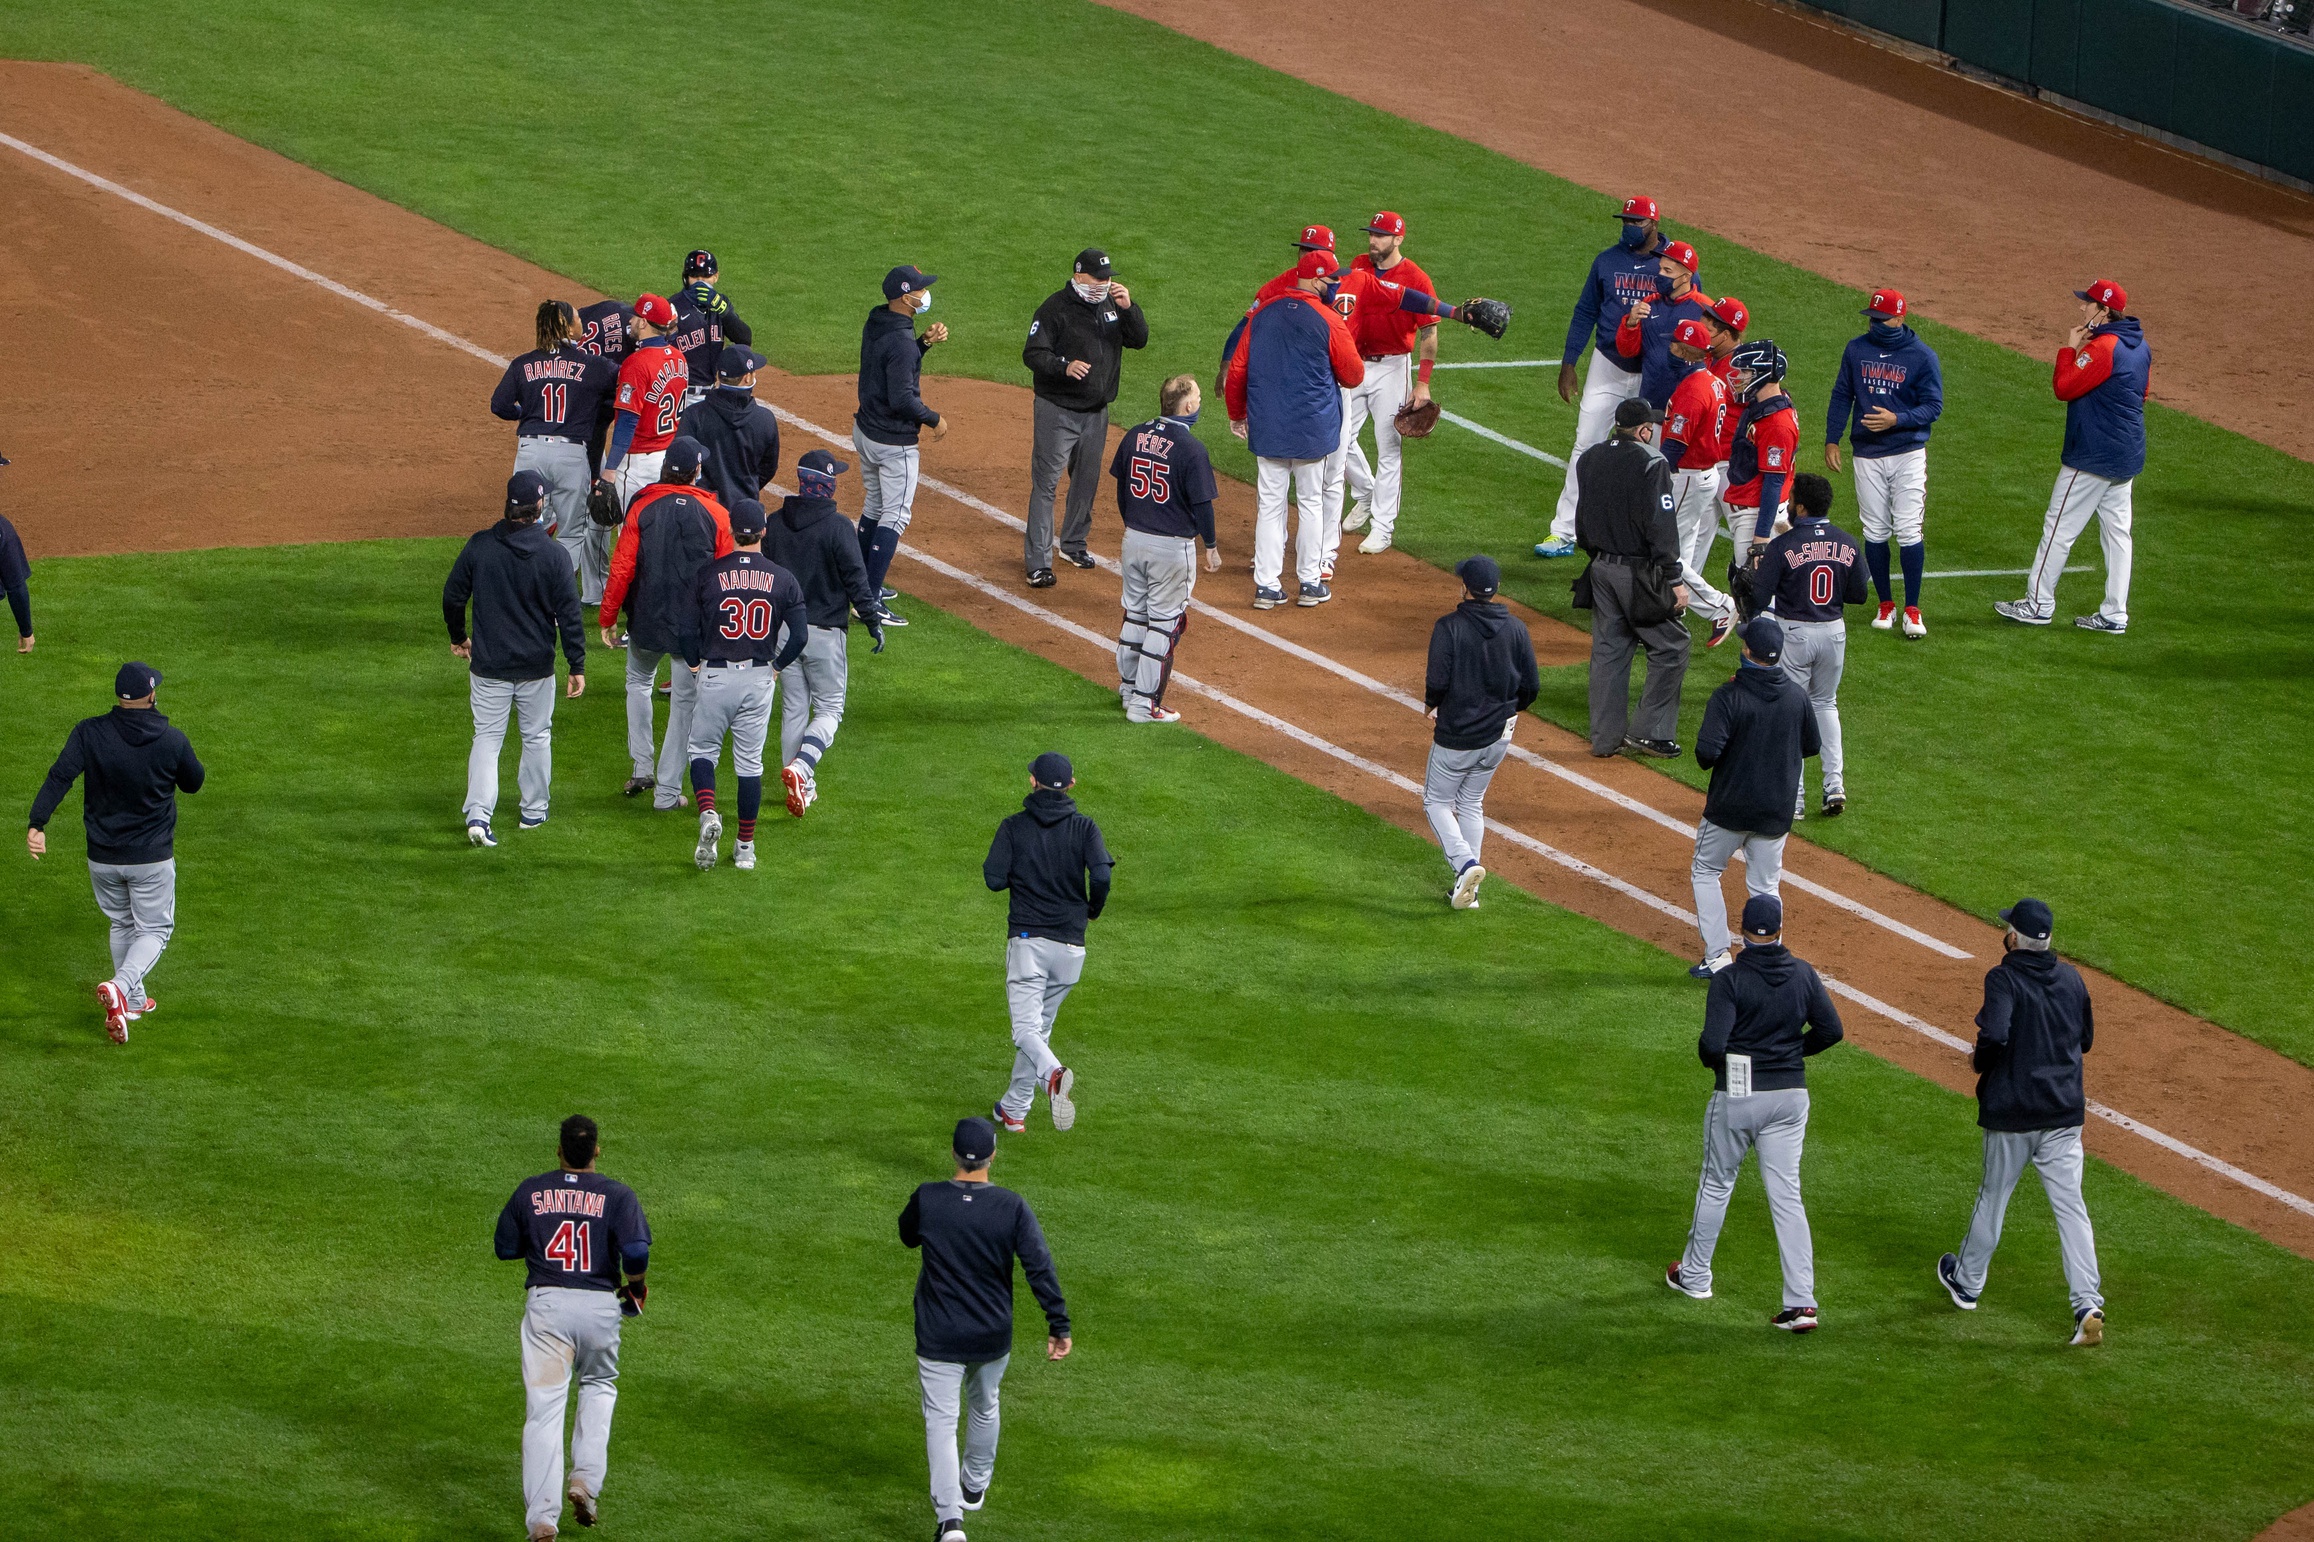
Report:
703,658,768,670
524,434,586,446
1592,551,1639,565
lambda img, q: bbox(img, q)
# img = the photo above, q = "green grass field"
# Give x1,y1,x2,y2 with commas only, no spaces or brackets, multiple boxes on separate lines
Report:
4,543,2314,1540
9,0,2307,1063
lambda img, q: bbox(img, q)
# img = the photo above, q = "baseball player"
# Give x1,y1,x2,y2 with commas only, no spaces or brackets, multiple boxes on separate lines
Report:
1109,375,1220,724
1826,288,1944,638
680,498,808,872
1424,555,1539,909
601,294,689,512
1703,294,1748,379
1,452,30,651
984,753,1112,1134
26,661,205,1044
1658,317,1737,644
1721,339,1799,610
1689,617,1819,977
1936,898,2106,1347
493,301,620,605
1758,474,1868,819
1339,211,1439,555
600,438,734,807
854,265,949,626
1998,279,2149,635
1539,195,1666,558
1612,241,1716,410
900,1116,1072,1542
445,472,589,843
678,344,781,511
572,299,633,479
493,1114,652,1542
1665,894,1844,1332
764,450,886,819
673,248,751,409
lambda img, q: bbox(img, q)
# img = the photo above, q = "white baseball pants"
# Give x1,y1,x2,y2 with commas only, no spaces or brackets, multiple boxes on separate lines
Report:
1551,349,1645,541
521,1286,622,1536
88,857,175,1011
611,449,665,513
1253,456,1327,593
1670,466,1732,620
1679,1087,1817,1309
623,648,697,807
1691,818,1787,961
918,1354,1009,1521
1117,528,1196,718
1852,447,1927,546
1954,1126,2104,1317
466,674,556,826
686,660,776,777
1775,618,1847,809
853,427,923,539
1343,353,1412,540
2024,465,2133,626
1000,935,1083,1120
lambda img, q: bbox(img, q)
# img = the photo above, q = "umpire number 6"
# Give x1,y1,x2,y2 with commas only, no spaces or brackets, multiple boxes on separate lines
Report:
1127,456,1170,503
719,596,775,640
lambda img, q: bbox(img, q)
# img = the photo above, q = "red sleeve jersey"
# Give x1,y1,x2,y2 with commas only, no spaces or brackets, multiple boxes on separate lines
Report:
2054,334,2118,400
1724,403,1799,508
1663,369,1731,470
614,339,690,456
1346,254,1438,357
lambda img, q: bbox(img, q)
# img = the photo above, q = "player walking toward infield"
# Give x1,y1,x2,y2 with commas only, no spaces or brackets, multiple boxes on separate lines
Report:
1688,617,1819,977
764,450,888,817
679,498,807,872
984,753,1113,1133
494,1114,652,1541
900,1116,1072,1541
1423,555,1538,910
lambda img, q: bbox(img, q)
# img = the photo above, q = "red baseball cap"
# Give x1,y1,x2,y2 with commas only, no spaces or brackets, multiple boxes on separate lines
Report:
1709,295,1749,334
1364,211,1406,237
2074,278,2128,313
1864,288,1907,319
1297,248,1339,279
1295,224,1337,252
1620,195,1658,221
1672,318,1713,349
1661,240,1699,274
634,293,677,328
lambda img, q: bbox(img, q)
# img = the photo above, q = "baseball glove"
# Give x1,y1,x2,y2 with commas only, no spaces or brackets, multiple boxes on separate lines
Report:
587,478,622,528
617,1279,647,1317
1458,297,1512,340
1394,398,1442,439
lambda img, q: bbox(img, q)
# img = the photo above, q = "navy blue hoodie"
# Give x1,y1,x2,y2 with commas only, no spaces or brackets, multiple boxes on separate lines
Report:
1698,943,1845,1091
1695,662,1820,838
856,305,940,446
900,1179,1070,1362
1973,948,2094,1132
1561,240,1663,370
29,707,205,865
1825,324,1943,458
442,518,587,682
985,789,1114,946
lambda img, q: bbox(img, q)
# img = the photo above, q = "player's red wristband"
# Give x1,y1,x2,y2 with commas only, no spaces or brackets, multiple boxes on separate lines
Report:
1417,359,1434,385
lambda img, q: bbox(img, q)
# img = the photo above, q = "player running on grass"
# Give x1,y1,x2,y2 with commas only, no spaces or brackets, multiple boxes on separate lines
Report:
984,753,1112,1134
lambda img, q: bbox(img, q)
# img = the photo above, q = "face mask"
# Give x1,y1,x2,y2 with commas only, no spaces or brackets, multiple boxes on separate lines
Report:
1868,318,1906,344
1618,223,1649,251
1176,407,1201,427
1074,279,1111,304
914,291,932,314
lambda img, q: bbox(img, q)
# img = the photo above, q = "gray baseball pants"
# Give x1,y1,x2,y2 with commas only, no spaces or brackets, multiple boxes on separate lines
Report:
514,437,604,604
1422,725,1512,876
1000,935,1083,1121
1776,617,1847,809
780,626,849,779
467,674,556,826
1586,560,1690,751
1117,528,1195,718
686,660,776,777
88,857,175,1011
852,427,921,539
918,1353,1009,1521
520,1286,623,1535
624,648,697,808
1679,1087,1816,1309
1954,1126,2105,1316
1691,818,1786,960
1026,397,1106,571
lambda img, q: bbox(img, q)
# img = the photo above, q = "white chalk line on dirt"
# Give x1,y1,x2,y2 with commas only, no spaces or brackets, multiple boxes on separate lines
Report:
24,127,2303,1226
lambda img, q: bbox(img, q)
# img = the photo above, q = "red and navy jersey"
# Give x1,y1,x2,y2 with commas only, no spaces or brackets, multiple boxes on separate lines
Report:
1663,364,1731,470
614,338,690,457
574,300,633,366
1344,254,1439,357
1725,398,1799,509
668,291,722,393
1108,416,1219,544
680,549,809,668
494,1169,650,1293
490,345,617,440
1760,518,1869,622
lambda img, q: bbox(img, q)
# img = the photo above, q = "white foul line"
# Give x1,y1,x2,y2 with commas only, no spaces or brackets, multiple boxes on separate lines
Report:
1435,409,1569,469
1432,359,1560,370
1923,567,2090,578
23,125,2302,1228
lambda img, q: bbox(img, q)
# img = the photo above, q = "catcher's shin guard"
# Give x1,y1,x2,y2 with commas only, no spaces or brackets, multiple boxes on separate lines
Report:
1136,607,1190,710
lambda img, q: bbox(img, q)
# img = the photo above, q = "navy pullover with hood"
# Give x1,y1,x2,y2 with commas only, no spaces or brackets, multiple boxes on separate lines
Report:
1825,322,1944,458
856,306,940,446
29,707,206,865
1695,660,1820,838
984,789,1114,946
442,517,587,682
1698,943,1845,1091
1561,235,1666,370
1973,947,2095,1132
1425,599,1540,750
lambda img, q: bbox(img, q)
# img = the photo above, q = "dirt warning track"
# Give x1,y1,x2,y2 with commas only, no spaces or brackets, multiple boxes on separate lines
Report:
5,63,2312,1277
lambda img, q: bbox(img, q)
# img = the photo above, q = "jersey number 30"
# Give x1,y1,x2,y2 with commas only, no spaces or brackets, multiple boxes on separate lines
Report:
545,1219,593,1274
1126,456,1171,504
719,596,776,641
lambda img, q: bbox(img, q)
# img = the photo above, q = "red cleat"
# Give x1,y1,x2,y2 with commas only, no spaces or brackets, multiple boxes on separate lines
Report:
1871,601,1898,631
96,981,130,1044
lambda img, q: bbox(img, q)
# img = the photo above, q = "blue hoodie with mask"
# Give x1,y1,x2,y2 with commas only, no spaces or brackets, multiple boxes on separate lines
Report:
1561,226,1664,372
1825,320,1944,458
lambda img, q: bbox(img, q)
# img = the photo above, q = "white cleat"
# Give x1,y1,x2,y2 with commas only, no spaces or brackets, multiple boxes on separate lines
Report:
1343,497,1371,533
733,839,757,871
694,810,722,870
1450,863,1486,909
1046,1066,1076,1132
1871,601,1897,630
1359,530,1392,555
1902,606,1927,639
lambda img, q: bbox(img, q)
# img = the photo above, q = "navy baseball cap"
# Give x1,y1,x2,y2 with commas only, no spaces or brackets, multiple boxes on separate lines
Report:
797,449,850,478
1455,555,1501,598
1742,894,1784,937
953,1116,997,1166
728,498,768,537
1031,751,1073,789
884,264,938,300
115,661,161,699
716,345,765,382
1741,616,1784,662
506,469,548,513
1074,248,1112,279
663,436,706,480
2000,898,2054,940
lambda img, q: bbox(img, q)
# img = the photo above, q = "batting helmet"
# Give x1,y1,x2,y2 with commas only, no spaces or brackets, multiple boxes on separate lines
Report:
683,248,718,280
1726,338,1788,401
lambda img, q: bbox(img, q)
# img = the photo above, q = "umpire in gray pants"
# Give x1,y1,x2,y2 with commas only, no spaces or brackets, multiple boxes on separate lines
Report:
1021,249,1148,584
1422,555,1538,912
1576,397,1691,757
1938,897,2107,1346
1667,894,1844,1331
26,660,206,1044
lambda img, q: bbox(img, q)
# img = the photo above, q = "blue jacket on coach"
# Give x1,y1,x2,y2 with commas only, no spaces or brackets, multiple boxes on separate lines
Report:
2060,316,2150,482
1561,242,1665,370
855,305,940,446
1825,324,1944,458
